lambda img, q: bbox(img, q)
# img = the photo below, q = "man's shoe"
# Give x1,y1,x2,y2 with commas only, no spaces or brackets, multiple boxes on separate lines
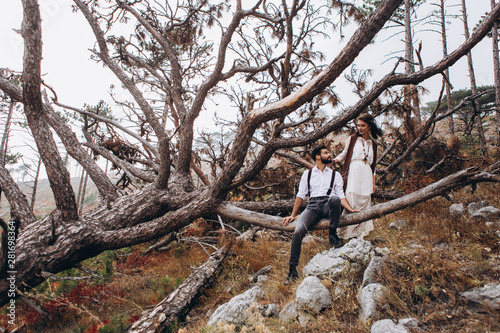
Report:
329,234,344,248
285,264,298,285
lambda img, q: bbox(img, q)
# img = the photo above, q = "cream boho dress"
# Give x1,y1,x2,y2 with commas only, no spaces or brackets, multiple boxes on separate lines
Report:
335,135,375,239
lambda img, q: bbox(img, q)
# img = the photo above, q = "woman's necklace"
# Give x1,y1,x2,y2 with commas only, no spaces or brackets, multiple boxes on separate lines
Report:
361,137,369,164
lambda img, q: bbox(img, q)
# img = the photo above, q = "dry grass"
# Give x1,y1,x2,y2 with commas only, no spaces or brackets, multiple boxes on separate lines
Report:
1,183,499,332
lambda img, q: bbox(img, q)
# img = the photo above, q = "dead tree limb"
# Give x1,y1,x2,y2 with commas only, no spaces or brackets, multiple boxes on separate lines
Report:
126,245,230,333
217,163,500,232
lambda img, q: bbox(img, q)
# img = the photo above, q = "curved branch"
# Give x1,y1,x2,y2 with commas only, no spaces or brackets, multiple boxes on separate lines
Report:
54,101,159,158
380,80,445,174
0,80,120,202
116,1,186,118
226,0,500,189
210,0,404,195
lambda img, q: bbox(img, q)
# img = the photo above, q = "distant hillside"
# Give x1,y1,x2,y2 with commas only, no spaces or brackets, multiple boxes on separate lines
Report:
0,177,99,219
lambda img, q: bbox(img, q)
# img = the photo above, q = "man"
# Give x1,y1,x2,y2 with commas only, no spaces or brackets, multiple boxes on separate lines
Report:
282,145,358,284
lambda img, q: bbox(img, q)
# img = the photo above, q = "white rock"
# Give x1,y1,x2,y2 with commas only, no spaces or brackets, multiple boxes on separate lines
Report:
208,286,264,326
398,317,419,328
461,283,500,311
296,276,333,314
259,304,280,317
468,201,490,215
303,239,374,279
472,206,500,221
279,301,298,323
389,220,406,230
449,203,465,217
362,256,386,288
371,319,410,333
358,283,386,324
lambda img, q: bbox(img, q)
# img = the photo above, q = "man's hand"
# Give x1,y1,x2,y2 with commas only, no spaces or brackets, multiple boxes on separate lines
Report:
282,216,295,226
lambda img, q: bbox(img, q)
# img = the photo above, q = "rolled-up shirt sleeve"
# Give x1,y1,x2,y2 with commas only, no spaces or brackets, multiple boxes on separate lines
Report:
333,171,345,200
296,171,309,200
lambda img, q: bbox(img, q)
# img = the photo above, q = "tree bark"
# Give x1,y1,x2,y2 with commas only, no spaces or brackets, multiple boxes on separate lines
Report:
440,0,455,134
0,164,36,227
0,100,14,203
21,0,78,221
29,157,41,211
461,0,487,154
491,0,500,146
126,245,230,333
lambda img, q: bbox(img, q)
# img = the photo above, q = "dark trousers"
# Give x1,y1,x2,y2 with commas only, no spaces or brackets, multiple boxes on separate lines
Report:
289,195,341,266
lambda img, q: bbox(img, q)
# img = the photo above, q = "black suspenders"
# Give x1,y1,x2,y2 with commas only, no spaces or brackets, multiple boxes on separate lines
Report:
307,169,336,197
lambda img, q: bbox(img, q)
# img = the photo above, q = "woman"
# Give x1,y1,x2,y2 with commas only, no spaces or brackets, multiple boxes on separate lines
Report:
333,113,382,240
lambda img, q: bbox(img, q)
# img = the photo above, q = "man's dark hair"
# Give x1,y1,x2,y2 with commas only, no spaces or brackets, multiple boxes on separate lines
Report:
310,145,327,160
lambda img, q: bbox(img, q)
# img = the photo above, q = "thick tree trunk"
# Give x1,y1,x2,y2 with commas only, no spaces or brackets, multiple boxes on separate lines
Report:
461,0,487,154
404,0,421,130
126,245,230,333
21,0,78,221
440,0,455,134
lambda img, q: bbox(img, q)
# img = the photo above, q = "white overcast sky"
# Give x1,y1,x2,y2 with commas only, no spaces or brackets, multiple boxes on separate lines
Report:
0,0,496,180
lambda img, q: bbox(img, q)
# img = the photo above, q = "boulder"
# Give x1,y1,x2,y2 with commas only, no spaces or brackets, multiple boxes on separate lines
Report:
362,256,386,288
449,203,465,217
468,201,490,215
258,304,280,317
257,275,268,283
359,283,386,324
302,235,317,245
472,206,500,221
398,317,419,328
208,285,264,326
374,247,390,257
371,319,410,333
295,276,333,314
303,238,374,279
279,301,298,323
461,283,500,312
389,220,406,230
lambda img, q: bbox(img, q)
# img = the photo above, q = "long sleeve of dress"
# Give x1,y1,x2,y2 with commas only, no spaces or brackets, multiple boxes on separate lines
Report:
336,136,351,163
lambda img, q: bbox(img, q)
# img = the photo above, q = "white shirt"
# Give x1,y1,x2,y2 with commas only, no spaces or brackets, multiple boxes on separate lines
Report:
296,166,345,200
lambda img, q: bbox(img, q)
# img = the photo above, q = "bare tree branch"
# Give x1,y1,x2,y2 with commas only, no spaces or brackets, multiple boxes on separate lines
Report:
0,164,36,227
22,0,78,220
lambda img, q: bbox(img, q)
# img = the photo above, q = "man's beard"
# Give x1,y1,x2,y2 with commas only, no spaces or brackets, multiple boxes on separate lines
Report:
321,157,332,164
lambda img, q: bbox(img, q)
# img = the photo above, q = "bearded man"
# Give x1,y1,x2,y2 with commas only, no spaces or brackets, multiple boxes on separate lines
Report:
282,145,358,284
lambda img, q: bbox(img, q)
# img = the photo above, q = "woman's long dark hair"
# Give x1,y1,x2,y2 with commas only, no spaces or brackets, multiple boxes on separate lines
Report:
356,112,382,139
